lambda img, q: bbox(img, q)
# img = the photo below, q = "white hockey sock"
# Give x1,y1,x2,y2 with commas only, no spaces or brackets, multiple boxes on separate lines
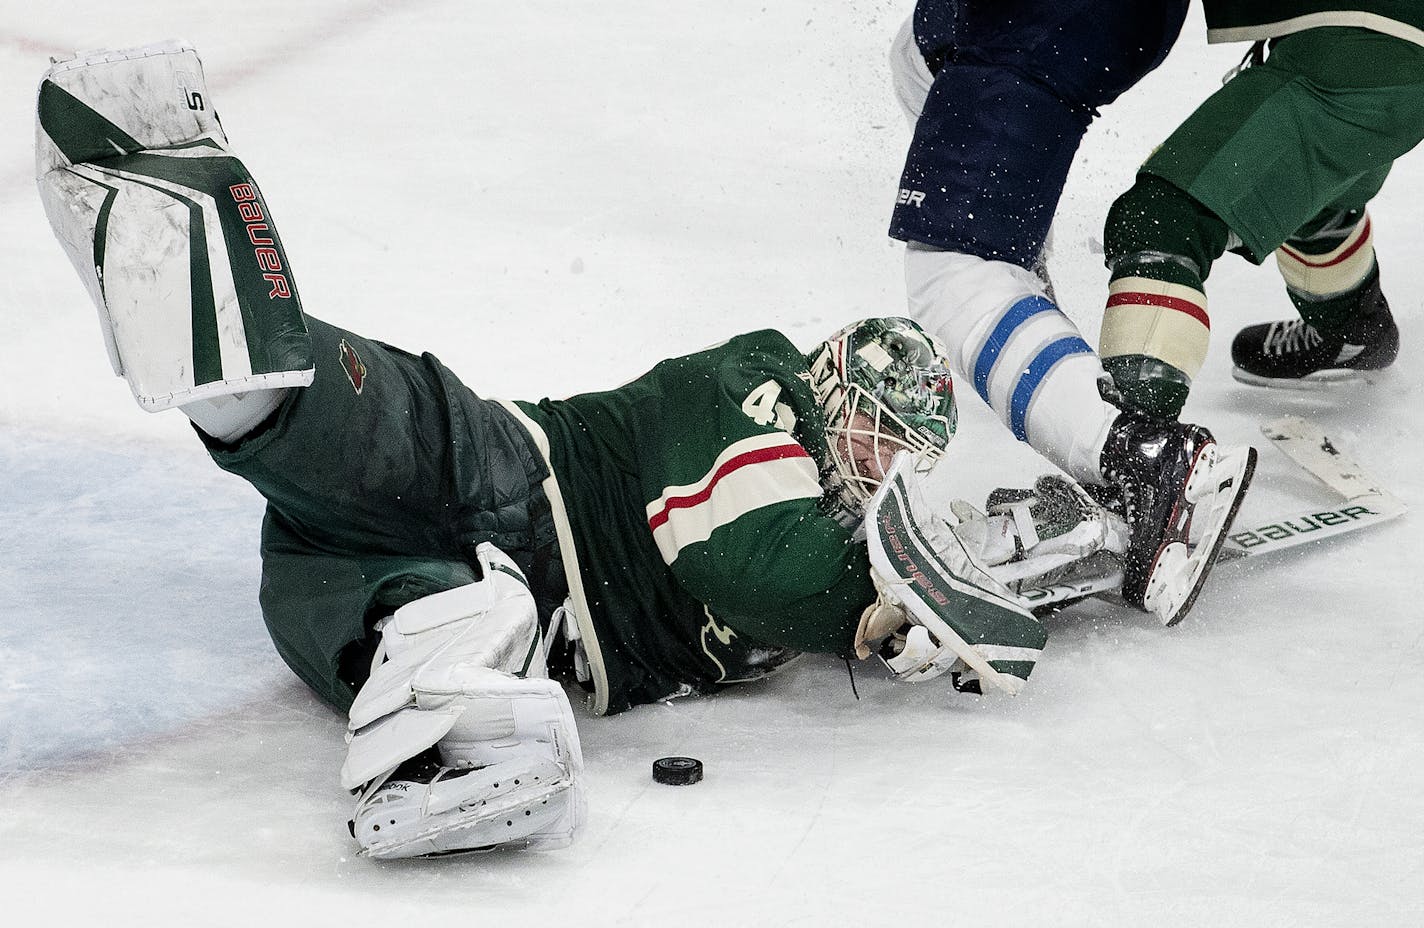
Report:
905,246,1117,484
1276,212,1375,300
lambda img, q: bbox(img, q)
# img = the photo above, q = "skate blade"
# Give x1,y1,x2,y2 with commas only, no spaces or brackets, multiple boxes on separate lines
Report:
1231,367,1374,390
1144,445,1257,627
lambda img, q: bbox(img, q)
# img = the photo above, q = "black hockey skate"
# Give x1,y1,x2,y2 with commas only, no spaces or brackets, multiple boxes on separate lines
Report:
1098,413,1256,627
1231,274,1398,388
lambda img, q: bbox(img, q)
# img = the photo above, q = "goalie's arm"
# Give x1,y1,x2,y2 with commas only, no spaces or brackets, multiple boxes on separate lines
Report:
640,340,881,654
658,492,876,656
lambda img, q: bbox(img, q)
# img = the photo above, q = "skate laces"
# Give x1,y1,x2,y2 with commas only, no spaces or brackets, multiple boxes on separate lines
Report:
1262,319,1323,356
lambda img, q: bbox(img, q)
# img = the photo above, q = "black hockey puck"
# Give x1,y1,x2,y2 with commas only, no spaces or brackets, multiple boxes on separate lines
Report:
652,756,703,786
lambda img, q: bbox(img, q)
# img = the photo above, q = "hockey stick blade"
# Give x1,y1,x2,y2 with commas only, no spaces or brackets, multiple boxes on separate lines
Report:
1219,415,1405,560
1260,414,1399,500
1217,494,1405,561
1016,418,1405,610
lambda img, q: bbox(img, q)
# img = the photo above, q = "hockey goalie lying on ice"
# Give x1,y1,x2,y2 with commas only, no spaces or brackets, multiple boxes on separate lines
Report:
36,42,1253,859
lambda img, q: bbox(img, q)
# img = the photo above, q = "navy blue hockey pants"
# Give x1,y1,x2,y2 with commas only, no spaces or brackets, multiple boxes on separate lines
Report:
890,0,1189,268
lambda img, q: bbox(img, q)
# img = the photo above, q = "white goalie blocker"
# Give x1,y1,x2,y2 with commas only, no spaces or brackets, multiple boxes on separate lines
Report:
859,453,1050,695
342,543,585,860
36,40,314,418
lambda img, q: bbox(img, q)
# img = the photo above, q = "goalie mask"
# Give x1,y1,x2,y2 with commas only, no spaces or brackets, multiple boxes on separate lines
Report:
806,317,956,521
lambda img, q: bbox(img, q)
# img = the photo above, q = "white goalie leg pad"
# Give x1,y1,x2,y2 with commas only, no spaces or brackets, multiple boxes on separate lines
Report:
37,41,313,411
342,543,585,858
353,755,577,860
351,671,585,859
342,543,557,787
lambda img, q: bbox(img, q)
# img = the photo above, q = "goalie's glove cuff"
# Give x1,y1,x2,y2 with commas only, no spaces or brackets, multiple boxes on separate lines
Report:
864,616,987,693
855,580,969,683
853,590,909,660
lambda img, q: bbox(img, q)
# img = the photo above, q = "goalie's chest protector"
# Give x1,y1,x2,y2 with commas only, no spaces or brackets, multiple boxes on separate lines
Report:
507,331,835,715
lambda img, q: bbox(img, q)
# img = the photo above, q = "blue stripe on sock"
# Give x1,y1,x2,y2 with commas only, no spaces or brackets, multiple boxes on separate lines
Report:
973,296,1057,404
1009,337,1093,440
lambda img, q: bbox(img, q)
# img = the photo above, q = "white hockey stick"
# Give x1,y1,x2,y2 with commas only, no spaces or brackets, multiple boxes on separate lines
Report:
1012,416,1404,609
1217,414,1406,560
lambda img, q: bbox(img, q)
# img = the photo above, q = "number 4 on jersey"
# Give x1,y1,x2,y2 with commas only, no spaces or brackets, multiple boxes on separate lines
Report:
741,379,796,431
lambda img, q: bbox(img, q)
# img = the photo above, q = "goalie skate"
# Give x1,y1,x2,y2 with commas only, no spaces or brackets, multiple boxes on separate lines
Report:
1139,442,1256,626
352,756,578,860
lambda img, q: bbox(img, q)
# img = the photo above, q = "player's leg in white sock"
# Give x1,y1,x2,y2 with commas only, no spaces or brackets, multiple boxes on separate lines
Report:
905,246,1118,485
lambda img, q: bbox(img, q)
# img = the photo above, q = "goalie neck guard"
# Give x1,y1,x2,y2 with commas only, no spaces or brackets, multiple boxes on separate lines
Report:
807,317,956,521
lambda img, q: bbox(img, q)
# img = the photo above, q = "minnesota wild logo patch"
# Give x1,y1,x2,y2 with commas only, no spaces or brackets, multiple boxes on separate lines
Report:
338,338,367,395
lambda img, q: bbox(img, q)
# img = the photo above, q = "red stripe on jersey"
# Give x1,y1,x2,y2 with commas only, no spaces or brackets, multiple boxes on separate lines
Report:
1279,216,1372,268
1106,291,1210,329
647,443,813,533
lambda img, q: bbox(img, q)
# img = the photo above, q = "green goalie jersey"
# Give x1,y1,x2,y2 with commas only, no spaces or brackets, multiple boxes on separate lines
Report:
503,330,875,715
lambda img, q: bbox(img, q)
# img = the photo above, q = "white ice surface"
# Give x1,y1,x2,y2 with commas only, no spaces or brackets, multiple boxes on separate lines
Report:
3,3,1423,925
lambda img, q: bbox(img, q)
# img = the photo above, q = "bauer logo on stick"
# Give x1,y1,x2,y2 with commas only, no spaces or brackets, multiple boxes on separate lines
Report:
1228,504,1384,549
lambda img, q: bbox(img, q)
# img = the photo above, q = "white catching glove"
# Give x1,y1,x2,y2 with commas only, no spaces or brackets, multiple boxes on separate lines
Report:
952,475,1130,587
